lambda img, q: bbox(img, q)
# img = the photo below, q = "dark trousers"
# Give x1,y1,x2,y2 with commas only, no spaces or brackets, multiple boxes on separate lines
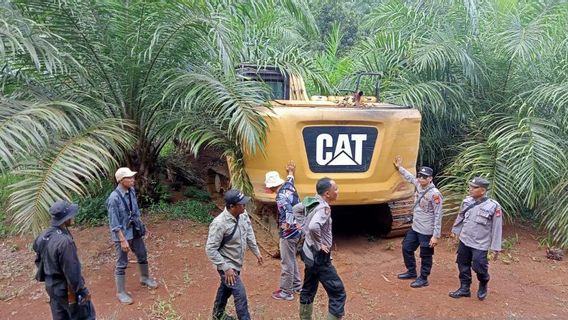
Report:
300,251,346,318
402,229,434,279
46,284,96,320
212,270,250,320
114,236,148,276
456,241,490,286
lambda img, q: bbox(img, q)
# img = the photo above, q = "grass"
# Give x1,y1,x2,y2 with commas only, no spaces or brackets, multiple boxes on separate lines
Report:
149,296,182,320
0,174,22,237
147,200,214,224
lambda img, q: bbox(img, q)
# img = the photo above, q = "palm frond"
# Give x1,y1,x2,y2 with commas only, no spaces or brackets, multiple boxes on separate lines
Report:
7,118,134,235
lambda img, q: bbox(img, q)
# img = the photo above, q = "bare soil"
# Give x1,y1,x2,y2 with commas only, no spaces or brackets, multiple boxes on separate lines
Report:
1,214,567,320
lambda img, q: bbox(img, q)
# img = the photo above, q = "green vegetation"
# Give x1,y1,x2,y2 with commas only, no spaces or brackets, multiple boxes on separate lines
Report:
1,0,567,248
148,200,214,225
72,181,116,227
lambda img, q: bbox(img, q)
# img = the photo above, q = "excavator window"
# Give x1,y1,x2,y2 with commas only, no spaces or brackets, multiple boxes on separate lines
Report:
237,65,290,100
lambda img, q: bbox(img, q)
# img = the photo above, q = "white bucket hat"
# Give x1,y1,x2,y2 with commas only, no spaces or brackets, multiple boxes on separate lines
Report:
265,171,285,188
115,167,137,182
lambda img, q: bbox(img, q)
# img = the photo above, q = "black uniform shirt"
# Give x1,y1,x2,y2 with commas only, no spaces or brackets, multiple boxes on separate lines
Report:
33,226,85,295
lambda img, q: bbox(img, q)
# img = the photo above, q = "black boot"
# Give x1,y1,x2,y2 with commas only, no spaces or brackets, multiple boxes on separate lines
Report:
397,271,417,280
449,284,471,298
477,281,488,300
410,277,429,288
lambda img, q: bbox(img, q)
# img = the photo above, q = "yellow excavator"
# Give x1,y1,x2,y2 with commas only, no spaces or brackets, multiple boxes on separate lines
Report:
208,65,421,257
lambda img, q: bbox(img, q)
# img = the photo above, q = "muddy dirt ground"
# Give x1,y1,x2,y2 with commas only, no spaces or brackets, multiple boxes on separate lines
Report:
1,211,567,320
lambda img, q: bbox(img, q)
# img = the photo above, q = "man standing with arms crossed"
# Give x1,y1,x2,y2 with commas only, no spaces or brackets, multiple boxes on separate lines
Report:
449,177,502,301
394,156,443,288
299,177,346,320
265,160,302,301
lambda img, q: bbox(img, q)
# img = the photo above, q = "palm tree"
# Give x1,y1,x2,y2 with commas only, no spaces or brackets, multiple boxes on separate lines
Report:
348,0,568,246
1,0,319,234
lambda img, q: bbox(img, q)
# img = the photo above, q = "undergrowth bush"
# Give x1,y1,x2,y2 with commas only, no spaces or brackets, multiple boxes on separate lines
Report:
148,200,214,224
73,180,116,226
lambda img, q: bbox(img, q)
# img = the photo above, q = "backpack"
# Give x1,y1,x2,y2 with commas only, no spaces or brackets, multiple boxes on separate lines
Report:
292,196,321,235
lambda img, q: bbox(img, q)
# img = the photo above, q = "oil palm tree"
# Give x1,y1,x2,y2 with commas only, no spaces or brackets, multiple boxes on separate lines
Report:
350,0,568,246
1,0,318,234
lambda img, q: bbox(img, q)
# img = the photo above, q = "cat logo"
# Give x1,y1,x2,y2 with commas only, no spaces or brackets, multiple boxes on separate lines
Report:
302,126,378,173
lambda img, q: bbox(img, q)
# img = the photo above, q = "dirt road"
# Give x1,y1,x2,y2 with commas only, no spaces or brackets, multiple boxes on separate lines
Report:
1,217,566,319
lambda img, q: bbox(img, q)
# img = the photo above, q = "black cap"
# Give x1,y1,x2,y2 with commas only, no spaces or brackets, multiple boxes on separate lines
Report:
49,200,80,226
469,177,490,189
418,166,433,177
224,189,251,205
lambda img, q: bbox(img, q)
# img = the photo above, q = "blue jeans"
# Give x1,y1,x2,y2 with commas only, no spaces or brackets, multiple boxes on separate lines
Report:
212,270,250,320
402,229,434,279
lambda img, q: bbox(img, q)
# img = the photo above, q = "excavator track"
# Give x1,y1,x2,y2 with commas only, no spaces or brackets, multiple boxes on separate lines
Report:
204,154,281,259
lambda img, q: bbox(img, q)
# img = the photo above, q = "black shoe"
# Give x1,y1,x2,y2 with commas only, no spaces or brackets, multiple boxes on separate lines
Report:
449,286,471,298
477,281,488,300
397,271,417,280
410,277,429,288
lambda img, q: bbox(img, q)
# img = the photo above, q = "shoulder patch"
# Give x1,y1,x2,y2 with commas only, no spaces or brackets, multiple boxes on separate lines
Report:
433,194,441,205
495,207,502,217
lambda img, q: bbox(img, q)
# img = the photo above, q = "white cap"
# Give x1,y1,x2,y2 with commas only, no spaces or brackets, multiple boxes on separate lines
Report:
265,171,285,188
115,167,137,182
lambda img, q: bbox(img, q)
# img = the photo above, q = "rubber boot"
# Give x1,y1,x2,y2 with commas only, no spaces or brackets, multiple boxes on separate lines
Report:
327,312,342,320
299,303,313,320
477,281,488,300
449,283,471,298
138,263,158,289
115,275,133,304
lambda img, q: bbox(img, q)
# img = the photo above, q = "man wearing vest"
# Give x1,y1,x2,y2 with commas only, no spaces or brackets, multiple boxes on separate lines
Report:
206,189,264,320
449,177,503,301
394,156,443,288
106,167,158,305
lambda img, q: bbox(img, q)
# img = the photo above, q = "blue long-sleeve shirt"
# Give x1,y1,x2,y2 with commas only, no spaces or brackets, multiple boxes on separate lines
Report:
106,186,141,241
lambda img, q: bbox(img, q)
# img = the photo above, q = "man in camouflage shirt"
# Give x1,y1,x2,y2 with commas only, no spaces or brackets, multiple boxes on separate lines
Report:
265,160,302,301
449,177,503,301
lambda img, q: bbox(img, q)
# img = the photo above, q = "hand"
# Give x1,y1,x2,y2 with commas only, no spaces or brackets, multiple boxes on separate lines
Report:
429,237,438,248
394,155,402,169
224,268,236,286
120,240,130,253
320,244,330,254
257,254,264,265
492,251,500,261
145,227,152,238
286,160,296,176
79,290,91,304
281,223,290,230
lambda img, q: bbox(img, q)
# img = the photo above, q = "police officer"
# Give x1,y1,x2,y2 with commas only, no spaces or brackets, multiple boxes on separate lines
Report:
394,156,443,288
107,167,158,305
299,177,346,320
449,177,503,300
33,200,96,320
205,189,263,320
